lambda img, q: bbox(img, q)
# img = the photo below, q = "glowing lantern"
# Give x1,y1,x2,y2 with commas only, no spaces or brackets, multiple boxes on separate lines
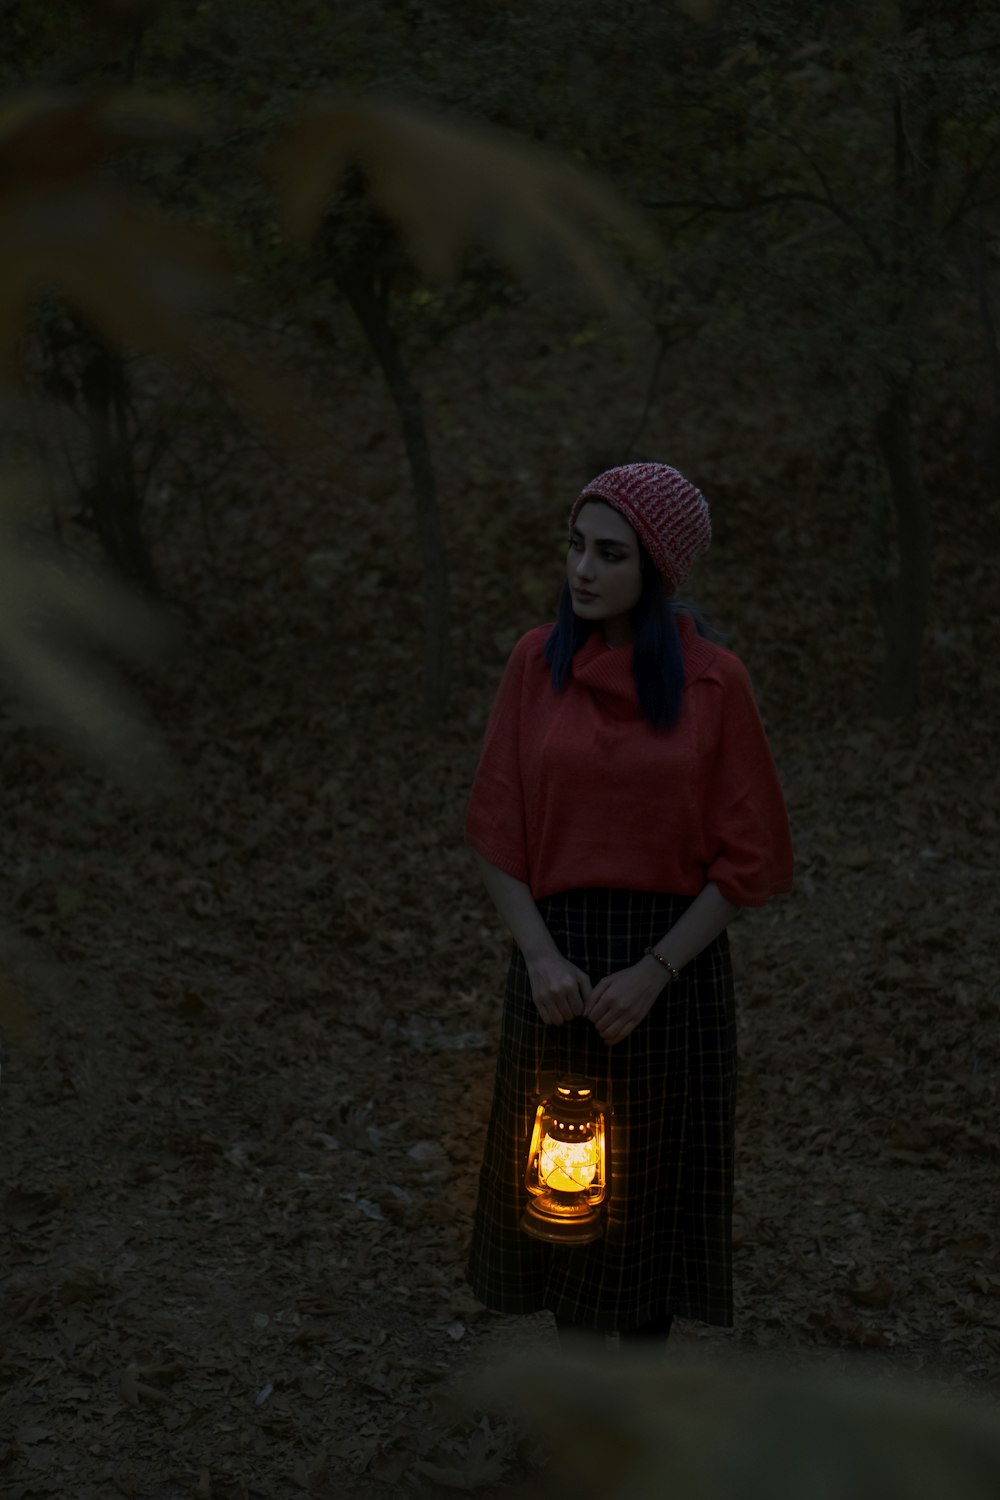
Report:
521,1079,609,1244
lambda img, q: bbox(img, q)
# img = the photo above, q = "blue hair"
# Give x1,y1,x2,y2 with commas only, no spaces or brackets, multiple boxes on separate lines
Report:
543,546,720,730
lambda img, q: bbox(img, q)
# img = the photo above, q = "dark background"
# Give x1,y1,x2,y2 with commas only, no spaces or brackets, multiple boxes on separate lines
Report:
1,2,998,1495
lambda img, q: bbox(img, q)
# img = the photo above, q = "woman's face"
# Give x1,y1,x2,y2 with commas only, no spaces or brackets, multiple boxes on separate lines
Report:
566,499,643,645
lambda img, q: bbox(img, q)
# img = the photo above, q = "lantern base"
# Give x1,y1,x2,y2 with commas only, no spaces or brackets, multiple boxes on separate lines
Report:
520,1199,605,1245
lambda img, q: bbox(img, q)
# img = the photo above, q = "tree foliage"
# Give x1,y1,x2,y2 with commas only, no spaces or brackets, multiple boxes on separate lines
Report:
0,28,660,730
2,0,998,742
621,1,1000,712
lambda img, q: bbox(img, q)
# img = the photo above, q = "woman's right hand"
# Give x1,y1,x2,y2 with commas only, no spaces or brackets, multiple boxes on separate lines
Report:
525,954,592,1025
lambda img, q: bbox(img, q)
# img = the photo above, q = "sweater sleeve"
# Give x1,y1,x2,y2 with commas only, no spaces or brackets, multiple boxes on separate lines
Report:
464,633,535,883
702,655,793,908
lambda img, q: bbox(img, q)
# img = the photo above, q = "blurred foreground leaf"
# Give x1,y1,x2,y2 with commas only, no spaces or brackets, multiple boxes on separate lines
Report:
0,89,202,186
264,97,662,304
0,472,173,788
477,1347,1000,1500
0,89,318,448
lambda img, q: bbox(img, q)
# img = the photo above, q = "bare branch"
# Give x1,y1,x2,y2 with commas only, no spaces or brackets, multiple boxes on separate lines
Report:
642,100,884,265
759,124,885,266
943,137,1000,237
642,187,881,264
643,189,832,215
624,318,702,460
971,221,1000,404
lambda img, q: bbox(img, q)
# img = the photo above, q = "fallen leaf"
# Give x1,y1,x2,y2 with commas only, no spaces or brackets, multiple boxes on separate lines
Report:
886,1148,947,1168
54,885,83,919
15,1425,52,1445
120,1363,140,1407
847,1275,894,1309
296,1297,346,1317
413,1424,507,1491
808,1307,890,1349
120,1362,174,1407
0,972,32,1038
53,1276,106,1305
940,1233,991,1256
3,1186,61,1225
290,1451,328,1489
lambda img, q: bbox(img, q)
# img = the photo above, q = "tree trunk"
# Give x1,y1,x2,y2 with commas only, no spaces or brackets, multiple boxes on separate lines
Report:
872,381,930,717
335,263,450,725
870,41,939,718
80,340,159,595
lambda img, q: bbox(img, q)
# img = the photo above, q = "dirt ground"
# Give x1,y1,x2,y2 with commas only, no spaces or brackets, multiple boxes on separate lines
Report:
2,302,999,1498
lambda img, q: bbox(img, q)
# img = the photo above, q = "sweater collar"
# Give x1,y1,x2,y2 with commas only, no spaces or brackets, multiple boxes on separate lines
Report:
571,610,717,706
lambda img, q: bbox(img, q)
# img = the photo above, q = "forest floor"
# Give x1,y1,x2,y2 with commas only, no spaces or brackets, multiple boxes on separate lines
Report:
1,299,999,1499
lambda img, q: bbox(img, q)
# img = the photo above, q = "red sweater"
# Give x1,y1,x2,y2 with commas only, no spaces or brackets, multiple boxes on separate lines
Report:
465,614,793,907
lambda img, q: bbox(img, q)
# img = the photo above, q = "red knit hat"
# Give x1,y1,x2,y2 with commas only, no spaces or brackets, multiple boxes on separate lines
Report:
569,462,711,593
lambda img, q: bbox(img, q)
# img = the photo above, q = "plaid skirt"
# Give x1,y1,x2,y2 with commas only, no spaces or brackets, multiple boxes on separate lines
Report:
466,888,736,1332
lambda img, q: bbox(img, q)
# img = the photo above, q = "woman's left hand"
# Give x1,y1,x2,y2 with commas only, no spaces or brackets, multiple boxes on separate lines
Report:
585,959,668,1045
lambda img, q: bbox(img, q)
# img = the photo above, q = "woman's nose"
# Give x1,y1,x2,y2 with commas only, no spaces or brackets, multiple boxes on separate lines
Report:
575,549,595,578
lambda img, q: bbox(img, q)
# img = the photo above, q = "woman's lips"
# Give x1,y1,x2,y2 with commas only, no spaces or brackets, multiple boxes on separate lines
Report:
574,589,598,601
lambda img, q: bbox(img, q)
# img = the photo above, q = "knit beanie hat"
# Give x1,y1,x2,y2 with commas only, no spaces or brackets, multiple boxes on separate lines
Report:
569,462,711,593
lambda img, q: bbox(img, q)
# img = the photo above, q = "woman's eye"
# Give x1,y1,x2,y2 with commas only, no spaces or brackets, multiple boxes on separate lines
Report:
568,536,582,550
602,551,623,563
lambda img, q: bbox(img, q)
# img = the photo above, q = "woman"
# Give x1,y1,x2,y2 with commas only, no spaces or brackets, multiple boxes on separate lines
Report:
464,462,793,1348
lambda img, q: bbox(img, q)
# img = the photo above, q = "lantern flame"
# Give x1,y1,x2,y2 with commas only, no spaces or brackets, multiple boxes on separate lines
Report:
539,1134,598,1193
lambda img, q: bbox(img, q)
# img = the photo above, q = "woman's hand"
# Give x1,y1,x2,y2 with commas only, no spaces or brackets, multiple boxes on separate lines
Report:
585,958,667,1045
526,954,592,1025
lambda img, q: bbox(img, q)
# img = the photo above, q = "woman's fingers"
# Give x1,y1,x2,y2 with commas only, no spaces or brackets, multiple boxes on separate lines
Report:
538,982,585,1024
528,957,592,1025
556,986,583,1022
586,987,611,1024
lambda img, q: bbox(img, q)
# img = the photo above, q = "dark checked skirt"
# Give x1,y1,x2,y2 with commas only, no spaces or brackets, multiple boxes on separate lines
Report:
466,888,736,1332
